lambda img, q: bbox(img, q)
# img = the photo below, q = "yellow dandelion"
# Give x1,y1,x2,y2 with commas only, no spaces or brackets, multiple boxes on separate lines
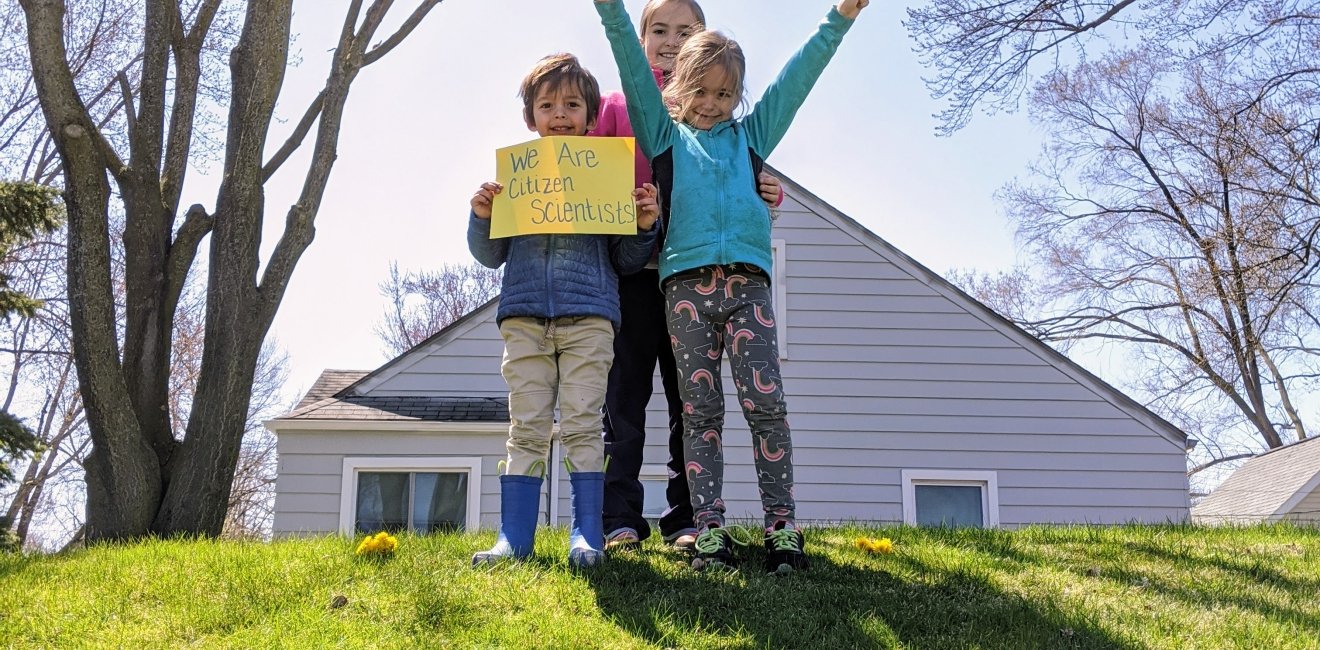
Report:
355,531,399,557
855,536,896,555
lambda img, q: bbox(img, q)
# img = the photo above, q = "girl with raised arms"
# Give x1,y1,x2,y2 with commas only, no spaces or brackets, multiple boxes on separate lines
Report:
592,0,869,574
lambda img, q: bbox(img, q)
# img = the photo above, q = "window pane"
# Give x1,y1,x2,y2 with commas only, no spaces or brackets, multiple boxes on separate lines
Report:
915,484,984,528
356,472,409,533
413,472,468,533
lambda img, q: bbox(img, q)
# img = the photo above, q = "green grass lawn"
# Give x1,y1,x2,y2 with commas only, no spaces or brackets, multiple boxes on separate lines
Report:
2,524,1318,649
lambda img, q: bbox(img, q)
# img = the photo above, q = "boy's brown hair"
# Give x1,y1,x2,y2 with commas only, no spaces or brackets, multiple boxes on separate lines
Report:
662,31,746,121
639,0,706,34
518,53,602,129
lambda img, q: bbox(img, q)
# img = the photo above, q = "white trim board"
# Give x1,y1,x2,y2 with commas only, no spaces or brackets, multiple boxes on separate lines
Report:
268,420,508,434
772,238,788,360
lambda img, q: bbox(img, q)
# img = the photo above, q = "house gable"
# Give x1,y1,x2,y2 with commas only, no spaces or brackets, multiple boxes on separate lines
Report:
773,169,1188,452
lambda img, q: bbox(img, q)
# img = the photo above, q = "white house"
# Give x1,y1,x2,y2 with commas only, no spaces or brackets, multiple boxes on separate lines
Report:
1192,436,1320,526
267,168,1192,537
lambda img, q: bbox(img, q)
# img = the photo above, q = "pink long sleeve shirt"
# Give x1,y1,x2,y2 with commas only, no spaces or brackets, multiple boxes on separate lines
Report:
589,67,667,188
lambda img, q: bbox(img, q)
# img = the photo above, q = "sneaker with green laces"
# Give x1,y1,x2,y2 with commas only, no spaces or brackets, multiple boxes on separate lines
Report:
691,526,741,571
763,522,810,575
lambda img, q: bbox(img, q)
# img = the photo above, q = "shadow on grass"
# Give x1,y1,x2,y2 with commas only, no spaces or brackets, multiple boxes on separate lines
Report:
581,532,1136,649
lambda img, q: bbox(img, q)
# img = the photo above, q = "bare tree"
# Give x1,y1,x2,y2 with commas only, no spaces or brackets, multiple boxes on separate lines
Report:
376,261,502,356
19,0,445,541
969,48,1320,476
904,0,1319,134
3,2,287,548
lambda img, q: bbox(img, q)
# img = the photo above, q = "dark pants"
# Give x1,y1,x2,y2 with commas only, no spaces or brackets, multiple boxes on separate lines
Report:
664,264,796,531
603,268,694,540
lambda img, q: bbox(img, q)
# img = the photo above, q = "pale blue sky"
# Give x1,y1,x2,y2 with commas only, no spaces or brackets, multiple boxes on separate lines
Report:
199,1,1043,398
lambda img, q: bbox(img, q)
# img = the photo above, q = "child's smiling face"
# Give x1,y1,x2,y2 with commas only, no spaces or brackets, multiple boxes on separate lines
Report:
681,66,738,131
526,83,595,136
641,2,701,73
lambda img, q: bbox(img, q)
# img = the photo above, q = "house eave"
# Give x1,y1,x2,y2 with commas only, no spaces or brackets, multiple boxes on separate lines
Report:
264,418,508,434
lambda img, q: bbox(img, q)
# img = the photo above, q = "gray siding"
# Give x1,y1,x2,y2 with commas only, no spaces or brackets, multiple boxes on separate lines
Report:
273,428,515,536
621,196,1188,527
363,313,509,398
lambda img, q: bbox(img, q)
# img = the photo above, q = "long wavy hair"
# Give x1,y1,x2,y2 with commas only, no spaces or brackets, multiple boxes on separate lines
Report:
661,30,747,124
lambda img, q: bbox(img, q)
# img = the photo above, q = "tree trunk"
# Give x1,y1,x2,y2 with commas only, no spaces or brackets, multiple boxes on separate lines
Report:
20,0,161,541
152,0,291,535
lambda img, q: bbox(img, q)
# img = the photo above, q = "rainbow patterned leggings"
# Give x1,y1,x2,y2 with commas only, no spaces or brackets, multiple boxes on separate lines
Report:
663,263,796,532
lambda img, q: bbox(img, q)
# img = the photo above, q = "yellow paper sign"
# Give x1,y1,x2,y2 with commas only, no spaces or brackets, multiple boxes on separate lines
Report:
490,135,637,238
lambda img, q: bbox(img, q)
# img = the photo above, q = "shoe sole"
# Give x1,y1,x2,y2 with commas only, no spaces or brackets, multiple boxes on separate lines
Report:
605,541,642,554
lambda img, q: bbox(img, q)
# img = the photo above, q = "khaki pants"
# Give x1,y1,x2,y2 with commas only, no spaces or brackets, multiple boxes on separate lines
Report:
500,316,614,475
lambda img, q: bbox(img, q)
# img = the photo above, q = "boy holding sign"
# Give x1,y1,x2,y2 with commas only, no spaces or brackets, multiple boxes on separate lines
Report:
468,53,659,569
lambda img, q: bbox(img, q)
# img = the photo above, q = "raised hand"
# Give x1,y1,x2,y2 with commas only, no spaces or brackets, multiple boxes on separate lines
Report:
634,182,659,231
838,0,869,19
470,181,502,220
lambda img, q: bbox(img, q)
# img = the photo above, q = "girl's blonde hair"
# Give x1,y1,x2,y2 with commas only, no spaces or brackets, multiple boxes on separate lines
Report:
662,31,746,122
639,0,706,34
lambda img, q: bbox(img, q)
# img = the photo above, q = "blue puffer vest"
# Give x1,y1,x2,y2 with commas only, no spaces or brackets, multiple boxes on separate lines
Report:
467,213,656,330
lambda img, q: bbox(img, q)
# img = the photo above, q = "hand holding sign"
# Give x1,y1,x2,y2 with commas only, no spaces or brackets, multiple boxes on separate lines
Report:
490,135,639,238
634,182,658,231
470,181,503,220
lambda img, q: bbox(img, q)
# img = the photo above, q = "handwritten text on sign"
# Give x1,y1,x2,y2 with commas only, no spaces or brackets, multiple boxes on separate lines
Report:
490,135,637,238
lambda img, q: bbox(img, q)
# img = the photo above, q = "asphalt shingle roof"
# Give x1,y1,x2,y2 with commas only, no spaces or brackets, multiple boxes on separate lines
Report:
1192,436,1320,523
278,369,508,422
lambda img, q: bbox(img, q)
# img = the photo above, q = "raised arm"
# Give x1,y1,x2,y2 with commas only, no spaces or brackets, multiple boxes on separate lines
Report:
594,0,673,159
741,2,864,157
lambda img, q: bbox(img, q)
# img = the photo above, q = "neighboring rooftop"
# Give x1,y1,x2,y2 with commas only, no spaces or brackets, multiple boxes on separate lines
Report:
1192,436,1320,524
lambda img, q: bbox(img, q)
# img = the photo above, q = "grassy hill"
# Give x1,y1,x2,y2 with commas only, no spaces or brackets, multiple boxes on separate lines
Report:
2,524,1317,648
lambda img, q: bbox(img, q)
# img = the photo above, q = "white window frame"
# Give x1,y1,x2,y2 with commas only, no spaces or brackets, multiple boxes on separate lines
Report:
339,456,482,535
771,238,788,360
901,469,1000,528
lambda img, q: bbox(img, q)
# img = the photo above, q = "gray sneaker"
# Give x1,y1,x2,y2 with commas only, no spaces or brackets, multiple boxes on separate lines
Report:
604,527,641,553
663,527,699,552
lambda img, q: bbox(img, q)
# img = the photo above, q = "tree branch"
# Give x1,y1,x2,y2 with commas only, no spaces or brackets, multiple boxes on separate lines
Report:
362,0,443,66
1187,452,1258,476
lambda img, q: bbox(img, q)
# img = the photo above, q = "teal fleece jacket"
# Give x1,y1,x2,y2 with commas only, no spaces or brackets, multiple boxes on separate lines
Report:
596,1,854,281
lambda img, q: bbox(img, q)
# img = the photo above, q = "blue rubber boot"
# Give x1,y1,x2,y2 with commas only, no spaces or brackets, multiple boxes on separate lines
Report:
472,474,542,566
568,472,606,568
